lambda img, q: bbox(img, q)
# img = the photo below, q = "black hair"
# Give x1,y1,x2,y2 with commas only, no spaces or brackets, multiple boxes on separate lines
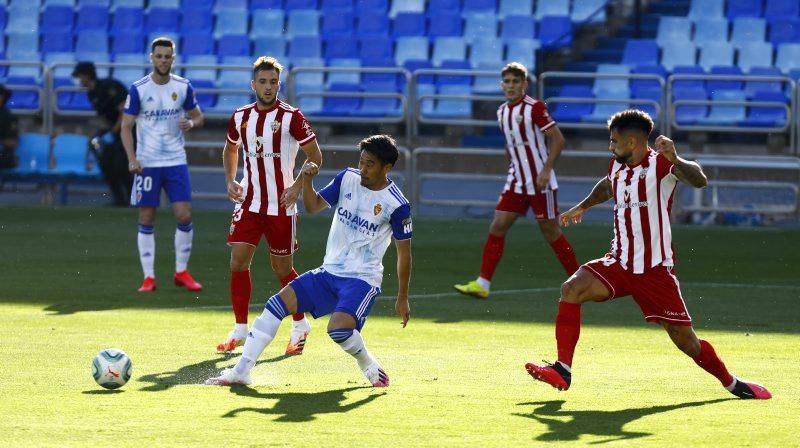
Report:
151,37,175,53
71,61,97,80
607,109,654,136
358,135,399,166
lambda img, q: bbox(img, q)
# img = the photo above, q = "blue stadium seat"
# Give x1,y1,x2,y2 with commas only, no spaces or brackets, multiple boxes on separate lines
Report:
389,0,424,18
656,17,692,47
293,57,325,86
698,89,746,124
427,0,460,14
45,52,76,81
321,82,361,115
42,5,74,33
621,39,659,67
182,31,214,55
112,0,144,7
727,0,762,19
0,9,6,34
359,36,393,61
437,59,472,87
463,13,497,43
321,10,355,38
464,0,495,14
186,79,217,110
432,37,466,66
146,8,180,34
11,134,50,174
5,76,41,110
289,36,322,59
538,15,572,49
113,53,147,86
500,14,535,41
327,57,360,85
180,9,213,34
51,134,94,177
498,0,531,18
218,56,251,87
325,36,359,60
361,57,400,86
395,36,428,65
7,31,39,57
672,87,707,124
415,83,435,115
358,0,388,13
738,41,774,73
214,0,246,12
212,93,253,114
671,65,705,89
147,31,180,47
551,84,593,122
81,0,112,5
768,19,800,45
112,34,144,54
294,83,323,114
631,85,660,119
764,0,800,23
404,59,434,86
250,0,282,9
593,63,629,96
149,0,180,8
745,66,784,96
428,12,463,38
75,51,110,78
630,64,667,91
76,30,109,54
743,90,787,126
55,77,93,111
688,0,723,20
698,42,734,71
470,38,503,68
572,0,606,24
76,6,109,32
4,7,39,33
183,54,217,82
393,12,426,37
775,43,800,73
111,7,144,36
505,38,538,71
253,36,286,58
535,0,569,20
731,18,766,49
45,0,76,6
321,0,352,11
250,10,284,39
660,41,697,71
692,18,728,46
217,34,251,57
42,32,74,54
285,0,318,11
432,84,472,118
286,9,320,38
214,8,248,38
357,12,390,38
358,81,402,117
707,65,743,91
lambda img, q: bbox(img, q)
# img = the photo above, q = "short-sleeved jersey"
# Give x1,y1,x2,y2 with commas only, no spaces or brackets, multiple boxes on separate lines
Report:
498,95,558,195
607,149,678,273
89,78,127,127
124,74,198,167
226,100,316,216
318,168,412,288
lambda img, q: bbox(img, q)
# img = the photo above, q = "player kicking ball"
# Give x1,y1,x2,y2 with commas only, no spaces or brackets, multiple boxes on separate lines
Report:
206,135,412,387
525,110,771,400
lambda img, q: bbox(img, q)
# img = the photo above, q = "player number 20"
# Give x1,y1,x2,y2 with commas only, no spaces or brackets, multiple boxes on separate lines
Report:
135,176,153,192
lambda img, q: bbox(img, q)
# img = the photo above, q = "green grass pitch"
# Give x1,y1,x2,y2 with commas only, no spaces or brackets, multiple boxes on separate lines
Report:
1,206,798,446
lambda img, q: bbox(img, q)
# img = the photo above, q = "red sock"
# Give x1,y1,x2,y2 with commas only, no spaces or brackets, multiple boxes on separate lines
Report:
280,269,304,322
692,339,734,387
555,301,582,367
479,233,505,280
230,270,251,324
549,234,579,275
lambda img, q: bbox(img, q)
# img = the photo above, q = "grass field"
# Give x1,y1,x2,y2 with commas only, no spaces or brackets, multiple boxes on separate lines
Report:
1,206,799,447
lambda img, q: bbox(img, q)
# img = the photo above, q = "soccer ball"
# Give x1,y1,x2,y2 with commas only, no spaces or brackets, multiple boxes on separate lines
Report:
92,348,132,389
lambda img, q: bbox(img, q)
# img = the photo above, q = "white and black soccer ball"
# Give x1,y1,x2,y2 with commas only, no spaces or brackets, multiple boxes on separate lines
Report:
92,348,132,389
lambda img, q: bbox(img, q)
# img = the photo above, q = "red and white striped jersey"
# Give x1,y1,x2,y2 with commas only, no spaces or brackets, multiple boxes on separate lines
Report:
497,95,558,195
607,149,678,273
226,100,316,216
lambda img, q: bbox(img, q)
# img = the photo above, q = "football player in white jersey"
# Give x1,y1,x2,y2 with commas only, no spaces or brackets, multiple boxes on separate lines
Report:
121,37,205,293
207,135,412,388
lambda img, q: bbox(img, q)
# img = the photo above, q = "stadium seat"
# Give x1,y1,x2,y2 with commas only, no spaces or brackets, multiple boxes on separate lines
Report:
432,37,466,67
462,0,494,14
498,0,531,18
745,66,784,97
571,0,607,24
325,36,359,60
428,13,463,38
698,42,734,72
538,16,572,49
214,8,248,38
731,18,766,49
500,15,535,41
656,17,692,47
437,60,472,87
738,41,774,73
250,0,283,9
146,7,180,34
218,56,251,86
432,84,472,118
149,0,180,8
358,0,388,13
404,59,434,86
551,84,593,122
180,9,213,34
112,0,144,8
672,87,708,124
389,0,424,18
75,30,109,54
76,6,109,32
45,52,76,81
688,0,723,20
660,41,697,72
392,12,426,37
6,31,39,56
41,5,74,33
743,90,787,126
707,65,743,91
81,0,111,5
112,34,145,54
358,81,402,117
463,13,497,43
147,31,180,47
293,57,325,86
5,76,40,110
768,19,800,45
321,82,361,115
214,0,246,12
727,0,762,19
505,38,539,71
321,11,355,38
593,63,629,96
692,18,728,46
12,133,51,174
361,56,400,86
111,7,144,36
671,65,705,90
212,93,252,113
51,134,94,177
326,57,360,85
415,82,435,115
764,0,800,23
5,7,39,33
75,51,110,78
698,89,746,125
470,38,503,68
427,0,460,14
535,0,569,20
631,85,660,119
113,53,147,87
285,0,318,11
286,9,320,38
183,54,218,82
359,36,393,61
250,10,284,39
395,36,429,65
45,0,76,6
182,31,214,55
775,43,800,74
357,12,390,38
294,84,323,114
289,36,322,59
253,36,286,59
321,0,352,11
217,34,251,57
630,64,667,91
0,9,6,34
41,32,74,54
621,39,659,67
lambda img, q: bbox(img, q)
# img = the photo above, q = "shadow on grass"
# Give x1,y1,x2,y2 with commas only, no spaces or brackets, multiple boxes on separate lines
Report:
222,386,384,422
513,398,732,444
137,354,293,392
81,389,125,394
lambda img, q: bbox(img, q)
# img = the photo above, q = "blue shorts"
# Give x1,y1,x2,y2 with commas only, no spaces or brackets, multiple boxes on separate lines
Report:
291,268,381,331
131,165,192,207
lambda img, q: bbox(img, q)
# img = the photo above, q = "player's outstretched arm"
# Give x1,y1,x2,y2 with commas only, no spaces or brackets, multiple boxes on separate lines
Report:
300,162,328,214
654,135,708,188
281,139,323,209
560,177,613,227
394,238,411,328
120,113,141,173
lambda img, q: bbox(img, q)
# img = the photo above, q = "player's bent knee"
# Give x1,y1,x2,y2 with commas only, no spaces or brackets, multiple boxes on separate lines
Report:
560,279,583,303
327,312,356,332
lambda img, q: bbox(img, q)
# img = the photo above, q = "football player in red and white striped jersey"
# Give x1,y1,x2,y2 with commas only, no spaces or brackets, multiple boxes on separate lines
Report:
454,62,579,299
217,56,322,355
525,109,771,399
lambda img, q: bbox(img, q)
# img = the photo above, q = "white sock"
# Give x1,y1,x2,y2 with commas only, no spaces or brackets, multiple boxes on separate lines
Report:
477,276,491,290
338,330,376,370
234,309,282,375
175,222,193,273
137,225,155,278
725,377,738,391
234,323,248,337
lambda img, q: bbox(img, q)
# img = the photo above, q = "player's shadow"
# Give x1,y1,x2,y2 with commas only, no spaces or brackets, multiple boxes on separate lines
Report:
222,386,384,422
513,398,732,444
137,354,293,392
81,389,124,395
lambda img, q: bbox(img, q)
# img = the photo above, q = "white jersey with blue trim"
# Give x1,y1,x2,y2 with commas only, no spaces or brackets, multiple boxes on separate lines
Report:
318,168,413,288
124,73,199,167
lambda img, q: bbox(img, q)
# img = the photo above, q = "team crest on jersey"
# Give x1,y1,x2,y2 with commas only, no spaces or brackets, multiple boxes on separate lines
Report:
171,92,177,101
373,203,382,216
270,120,280,133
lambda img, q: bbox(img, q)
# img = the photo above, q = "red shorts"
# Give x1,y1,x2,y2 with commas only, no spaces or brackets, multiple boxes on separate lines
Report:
582,256,692,326
226,209,298,256
496,189,559,220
